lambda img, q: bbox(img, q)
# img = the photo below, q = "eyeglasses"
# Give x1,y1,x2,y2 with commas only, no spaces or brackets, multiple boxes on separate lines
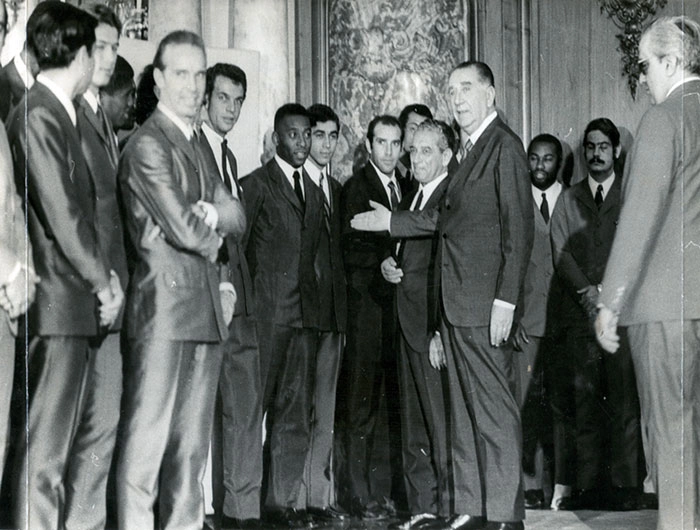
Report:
638,58,650,76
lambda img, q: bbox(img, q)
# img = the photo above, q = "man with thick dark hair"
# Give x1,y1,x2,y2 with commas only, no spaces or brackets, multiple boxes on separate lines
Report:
6,3,124,528
117,30,245,529
241,103,325,527
102,55,136,135
396,103,433,193
338,114,404,520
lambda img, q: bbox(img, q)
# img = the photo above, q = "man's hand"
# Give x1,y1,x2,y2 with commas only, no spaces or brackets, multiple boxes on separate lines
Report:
512,323,530,352
220,286,236,326
350,200,391,232
577,285,599,316
0,267,39,319
96,271,124,328
595,305,620,353
196,200,219,229
429,332,446,370
490,303,514,347
380,256,403,284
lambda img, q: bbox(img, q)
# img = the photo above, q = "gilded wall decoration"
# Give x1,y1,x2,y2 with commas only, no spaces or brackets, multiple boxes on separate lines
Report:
329,0,468,182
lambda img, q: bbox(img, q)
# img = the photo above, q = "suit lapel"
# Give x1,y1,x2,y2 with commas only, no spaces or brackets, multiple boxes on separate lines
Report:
269,159,305,217
77,97,118,169
600,175,621,216
447,117,500,195
573,180,597,213
364,164,391,209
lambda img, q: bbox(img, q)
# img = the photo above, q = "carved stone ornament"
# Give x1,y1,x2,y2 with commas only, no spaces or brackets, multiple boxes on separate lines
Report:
598,0,668,98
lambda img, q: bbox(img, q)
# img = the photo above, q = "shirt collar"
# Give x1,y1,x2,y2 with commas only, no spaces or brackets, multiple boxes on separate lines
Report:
157,102,194,141
666,75,700,98
415,171,448,206
201,121,225,150
303,159,326,186
274,153,303,182
532,180,562,208
587,172,616,199
36,74,76,126
82,89,99,114
466,110,498,148
13,53,34,89
369,159,397,187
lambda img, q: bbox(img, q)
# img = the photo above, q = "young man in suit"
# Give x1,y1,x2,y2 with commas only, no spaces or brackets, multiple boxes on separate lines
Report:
116,30,245,529
199,62,264,530
596,16,700,530
6,4,124,528
0,0,38,490
241,103,324,527
66,6,127,528
301,103,348,522
550,118,641,511
352,61,533,530
339,114,404,520
381,120,453,530
512,134,564,510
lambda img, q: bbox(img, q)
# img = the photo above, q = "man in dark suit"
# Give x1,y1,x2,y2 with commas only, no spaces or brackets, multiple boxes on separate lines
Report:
65,6,127,528
512,134,564,510
199,62,263,529
381,120,453,530
117,31,245,529
102,55,136,137
339,114,404,520
596,15,700,530
241,103,324,526
6,4,124,528
300,103,348,521
352,61,533,530
396,104,432,195
550,118,641,511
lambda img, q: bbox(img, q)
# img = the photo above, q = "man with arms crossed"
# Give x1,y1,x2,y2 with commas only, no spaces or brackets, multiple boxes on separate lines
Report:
353,61,533,530
117,30,245,529
596,15,700,530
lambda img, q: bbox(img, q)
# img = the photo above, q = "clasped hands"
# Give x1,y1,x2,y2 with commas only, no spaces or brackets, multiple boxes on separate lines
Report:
0,266,40,319
96,270,124,328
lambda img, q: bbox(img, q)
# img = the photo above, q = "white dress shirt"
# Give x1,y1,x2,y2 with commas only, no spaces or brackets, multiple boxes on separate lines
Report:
369,159,401,205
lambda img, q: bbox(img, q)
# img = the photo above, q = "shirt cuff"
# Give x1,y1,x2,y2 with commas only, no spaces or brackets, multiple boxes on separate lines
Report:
493,299,516,311
219,282,236,296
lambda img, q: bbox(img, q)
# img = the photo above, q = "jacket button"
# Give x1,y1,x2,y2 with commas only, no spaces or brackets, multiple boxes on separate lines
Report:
442,233,448,239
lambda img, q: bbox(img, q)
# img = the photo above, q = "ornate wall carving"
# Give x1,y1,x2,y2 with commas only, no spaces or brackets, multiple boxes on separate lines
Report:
329,0,469,181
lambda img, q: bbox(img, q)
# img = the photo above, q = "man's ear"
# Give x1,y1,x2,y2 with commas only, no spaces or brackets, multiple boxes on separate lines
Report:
272,130,280,148
442,148,453,167
614,144,622,159
365,137,372,154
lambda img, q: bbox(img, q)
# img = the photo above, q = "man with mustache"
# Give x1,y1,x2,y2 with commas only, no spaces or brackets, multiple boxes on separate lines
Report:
550,118,642,510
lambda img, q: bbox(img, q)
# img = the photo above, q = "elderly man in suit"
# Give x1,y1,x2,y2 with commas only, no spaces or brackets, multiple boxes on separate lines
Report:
241,103,324,527
0,0,38,490
66,6,128,528
117,30,245,530
512,134,564,510
596,16,700,530
381,119,454,530
300,103,348,522
198,62,264,530
550,118,641,511
6,4,124,528
339,114,404,520
352,61,533,530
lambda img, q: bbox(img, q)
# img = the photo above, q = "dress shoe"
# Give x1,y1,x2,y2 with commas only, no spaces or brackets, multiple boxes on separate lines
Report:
637,492,659,510
347,498,390,521
306,505,349,521
422,514,485,529
523,489,545,509
483,522,524,530
557,489,600,510
262,508,313,528
220,515,262,529
388,512,439,529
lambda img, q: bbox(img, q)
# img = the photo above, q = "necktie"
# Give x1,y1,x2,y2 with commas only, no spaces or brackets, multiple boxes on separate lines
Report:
293,170,305,208
388,181,400,210
459,138,474,161
540,192,550,223
595,184,604,209
413,190,424,211
319,173,331,232
221,139,233,194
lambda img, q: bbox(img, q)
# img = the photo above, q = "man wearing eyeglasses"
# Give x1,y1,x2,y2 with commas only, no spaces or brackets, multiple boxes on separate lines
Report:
595,15,700,530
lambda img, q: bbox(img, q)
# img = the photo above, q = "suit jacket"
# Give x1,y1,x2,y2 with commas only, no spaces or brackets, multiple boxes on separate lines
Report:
600,79,700,324
6,82,110,336
76,96,129,329
340,163,396,304
391,116,534,328
198,132,254,317
314,174,347,333
241,158,323,328
0,60,26,122
520,196,562,337
0,124,32,335
119,108,245,342
396,177,449,353
550,175,622,326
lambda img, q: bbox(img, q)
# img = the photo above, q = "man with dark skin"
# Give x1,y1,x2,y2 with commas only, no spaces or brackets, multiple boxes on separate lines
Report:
102,55,136,135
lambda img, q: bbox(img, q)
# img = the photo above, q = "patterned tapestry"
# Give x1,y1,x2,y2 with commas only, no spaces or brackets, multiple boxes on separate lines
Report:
329,0,468,182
